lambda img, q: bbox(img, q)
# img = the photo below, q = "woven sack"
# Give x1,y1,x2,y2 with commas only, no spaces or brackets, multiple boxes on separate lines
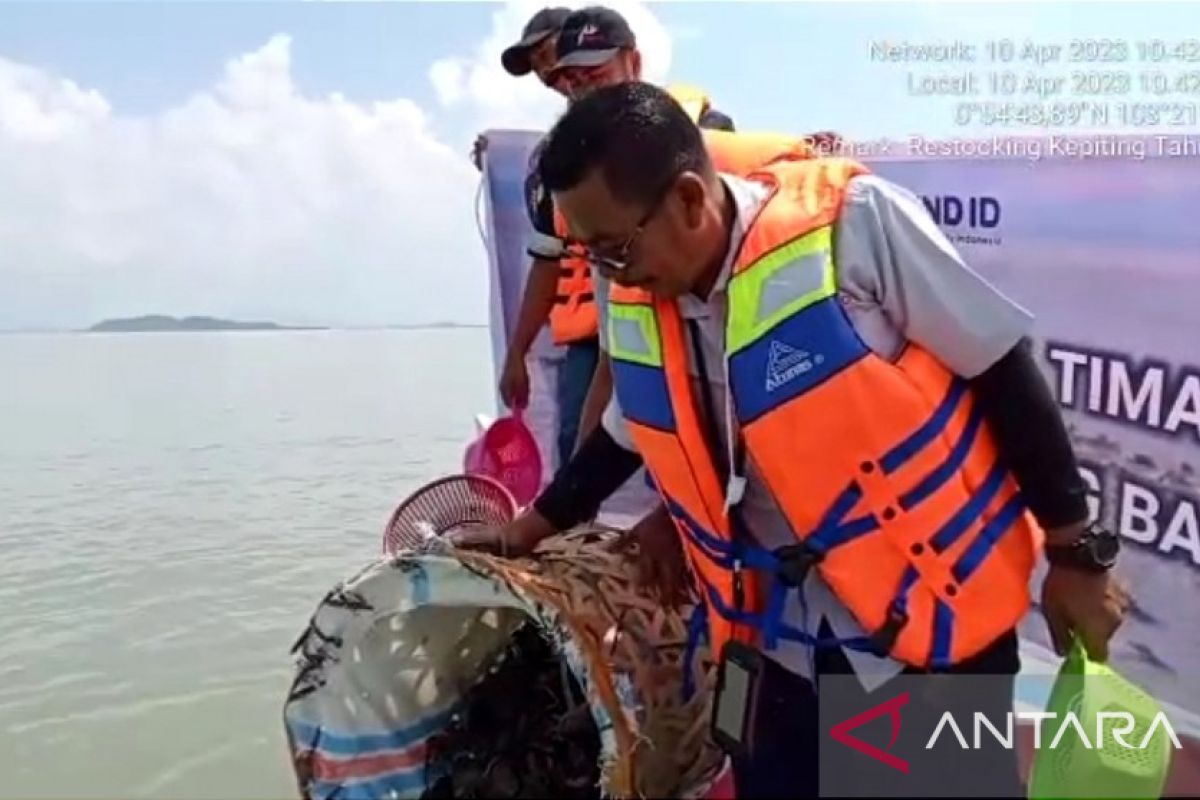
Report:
283,527,725,800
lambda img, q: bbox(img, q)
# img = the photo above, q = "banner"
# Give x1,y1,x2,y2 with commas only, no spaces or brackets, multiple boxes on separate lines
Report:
477,132,561,490
478,129,1200,721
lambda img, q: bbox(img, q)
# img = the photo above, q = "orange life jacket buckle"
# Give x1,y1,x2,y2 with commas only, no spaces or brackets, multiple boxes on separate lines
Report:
774,543,824,588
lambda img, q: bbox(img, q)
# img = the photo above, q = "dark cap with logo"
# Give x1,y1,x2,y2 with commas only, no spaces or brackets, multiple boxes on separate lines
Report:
501,7,573,76
554,6,637,70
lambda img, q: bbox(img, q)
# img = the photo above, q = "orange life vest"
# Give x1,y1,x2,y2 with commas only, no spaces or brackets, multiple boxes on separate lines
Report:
547,221,600,346
605,157,1042,670
548,124,819,346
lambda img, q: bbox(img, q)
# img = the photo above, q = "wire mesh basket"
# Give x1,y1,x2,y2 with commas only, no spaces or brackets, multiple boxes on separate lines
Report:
383,473,518,555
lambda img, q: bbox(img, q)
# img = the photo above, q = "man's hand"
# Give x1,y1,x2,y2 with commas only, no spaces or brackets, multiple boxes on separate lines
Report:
612,504,691,607
1040,564,1130,661
498,352,530,410
448,508,556,557
470,134,488,172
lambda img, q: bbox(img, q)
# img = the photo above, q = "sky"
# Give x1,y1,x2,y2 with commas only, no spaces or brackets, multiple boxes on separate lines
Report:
0,0,1197,329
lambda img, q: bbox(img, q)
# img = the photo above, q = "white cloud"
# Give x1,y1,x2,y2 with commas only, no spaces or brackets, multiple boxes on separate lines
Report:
0,33,481,329
0,59,110,143
428,0,674,133
0,1,676,330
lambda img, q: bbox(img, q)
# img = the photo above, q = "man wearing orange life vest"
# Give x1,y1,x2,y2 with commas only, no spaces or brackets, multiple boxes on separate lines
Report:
496,6,736,470
456,84,1131,796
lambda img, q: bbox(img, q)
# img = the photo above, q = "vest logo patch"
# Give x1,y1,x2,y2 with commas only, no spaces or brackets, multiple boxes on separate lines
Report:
765,339,823,392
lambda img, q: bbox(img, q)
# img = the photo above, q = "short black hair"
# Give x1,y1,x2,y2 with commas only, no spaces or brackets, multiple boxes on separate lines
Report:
538,81,711,206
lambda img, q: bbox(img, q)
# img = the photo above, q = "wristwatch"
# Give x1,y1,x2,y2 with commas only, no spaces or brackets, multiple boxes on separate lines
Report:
1045,522,1120,572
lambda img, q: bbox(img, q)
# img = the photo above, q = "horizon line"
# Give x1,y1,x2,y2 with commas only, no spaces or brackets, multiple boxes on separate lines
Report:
0,322,490,334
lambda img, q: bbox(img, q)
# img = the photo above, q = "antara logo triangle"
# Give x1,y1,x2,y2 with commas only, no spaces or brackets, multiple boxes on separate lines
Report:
828,691,911,773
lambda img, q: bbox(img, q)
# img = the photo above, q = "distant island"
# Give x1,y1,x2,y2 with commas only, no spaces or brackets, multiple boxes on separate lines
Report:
387,321,486,330
87,315,325,333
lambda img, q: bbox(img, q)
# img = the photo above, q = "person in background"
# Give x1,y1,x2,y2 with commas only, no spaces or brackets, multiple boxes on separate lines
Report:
471,7,572,171
500,5,573,87
456,83,1130,797
548,8,734,129
496,5,736,471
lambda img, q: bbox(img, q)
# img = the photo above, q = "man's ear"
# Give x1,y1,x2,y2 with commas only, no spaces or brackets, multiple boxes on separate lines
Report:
629,49,643,79
673,172,708,231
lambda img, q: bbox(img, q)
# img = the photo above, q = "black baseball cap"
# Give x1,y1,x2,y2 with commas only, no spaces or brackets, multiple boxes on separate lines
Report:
501,7,572,76
553,6,637,70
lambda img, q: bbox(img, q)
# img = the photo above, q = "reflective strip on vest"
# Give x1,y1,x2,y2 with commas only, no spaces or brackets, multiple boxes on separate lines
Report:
607,304,662,367
608,300,676,431
726,224,837,355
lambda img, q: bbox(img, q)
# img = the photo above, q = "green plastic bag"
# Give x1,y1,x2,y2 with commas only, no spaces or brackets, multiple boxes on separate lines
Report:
1028,639,1173,800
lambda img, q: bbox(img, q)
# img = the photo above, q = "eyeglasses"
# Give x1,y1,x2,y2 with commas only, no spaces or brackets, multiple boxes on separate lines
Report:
563,182,672,271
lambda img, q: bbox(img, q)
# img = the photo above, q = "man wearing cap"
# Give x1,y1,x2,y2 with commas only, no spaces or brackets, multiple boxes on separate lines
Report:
472,7,573,170
549,6,734,129
501,6,574,80
494,5,736,472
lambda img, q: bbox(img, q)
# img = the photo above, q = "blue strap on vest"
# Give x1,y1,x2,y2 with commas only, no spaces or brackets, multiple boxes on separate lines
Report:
661,376,1028,684
666,496,883,702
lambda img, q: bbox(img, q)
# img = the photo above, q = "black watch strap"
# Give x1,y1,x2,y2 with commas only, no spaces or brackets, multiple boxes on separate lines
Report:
1045,523,1119,572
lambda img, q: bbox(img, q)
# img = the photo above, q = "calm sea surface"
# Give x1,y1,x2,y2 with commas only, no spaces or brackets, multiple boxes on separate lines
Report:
0,329,492,799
